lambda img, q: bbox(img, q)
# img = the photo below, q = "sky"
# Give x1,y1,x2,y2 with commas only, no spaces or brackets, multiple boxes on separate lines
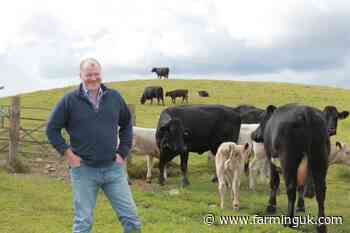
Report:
1,0,350,97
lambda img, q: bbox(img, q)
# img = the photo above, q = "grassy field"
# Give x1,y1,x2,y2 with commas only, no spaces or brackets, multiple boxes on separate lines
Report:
0,79,350,233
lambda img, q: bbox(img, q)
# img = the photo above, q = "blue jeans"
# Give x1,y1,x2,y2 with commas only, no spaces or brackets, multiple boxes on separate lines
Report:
69,162,141,233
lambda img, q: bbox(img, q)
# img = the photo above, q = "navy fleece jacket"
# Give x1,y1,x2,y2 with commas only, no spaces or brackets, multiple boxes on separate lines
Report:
46,84,133,167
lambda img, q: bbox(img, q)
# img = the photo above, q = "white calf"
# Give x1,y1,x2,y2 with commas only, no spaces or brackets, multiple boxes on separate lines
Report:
215,142,250,210
248,141,350,190
131,127,167,183
248,141,269,191
208,123,258,163
329,141,350,165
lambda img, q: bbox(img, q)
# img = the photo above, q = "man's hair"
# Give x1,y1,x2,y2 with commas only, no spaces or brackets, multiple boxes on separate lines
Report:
80,58,102,71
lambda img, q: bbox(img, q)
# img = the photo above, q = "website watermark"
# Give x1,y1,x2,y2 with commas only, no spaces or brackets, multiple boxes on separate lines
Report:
203,213,343,227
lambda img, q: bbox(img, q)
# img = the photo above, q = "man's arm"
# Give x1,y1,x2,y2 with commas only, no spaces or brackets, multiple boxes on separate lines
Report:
46,96,70,156
116,96,133,160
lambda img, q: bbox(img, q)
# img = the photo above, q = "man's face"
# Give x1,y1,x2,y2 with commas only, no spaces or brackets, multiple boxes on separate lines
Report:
80,63,102,92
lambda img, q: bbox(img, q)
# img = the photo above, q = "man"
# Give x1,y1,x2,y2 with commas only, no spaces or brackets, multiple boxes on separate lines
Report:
46,58,141,233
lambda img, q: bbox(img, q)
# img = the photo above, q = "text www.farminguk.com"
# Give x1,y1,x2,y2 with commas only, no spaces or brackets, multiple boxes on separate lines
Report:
203,213,343,227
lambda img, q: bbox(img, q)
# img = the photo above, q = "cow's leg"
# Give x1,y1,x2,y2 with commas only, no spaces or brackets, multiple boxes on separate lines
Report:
249,155,259,191
266,162,280,214
282,153,300,228
262,157,270,182
232,169,241,210
146,155,153,183
159,152,172,185
296,185,305,212
151,98,153,105
219,181,226,209
164,165,168,180
304,169,315,198
180,152,190,187
309,152,328,233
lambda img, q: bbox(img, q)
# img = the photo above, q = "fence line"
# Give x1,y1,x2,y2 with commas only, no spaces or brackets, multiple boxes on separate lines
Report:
0,97,136,169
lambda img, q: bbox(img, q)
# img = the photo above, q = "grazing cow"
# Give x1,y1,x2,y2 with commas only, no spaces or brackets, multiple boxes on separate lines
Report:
151,67,169,79
131,127,167,183
140,86,164,105
216,142,250,210
156,105,241,186
198,90,209,97
251,104,330,233
165,89,189,104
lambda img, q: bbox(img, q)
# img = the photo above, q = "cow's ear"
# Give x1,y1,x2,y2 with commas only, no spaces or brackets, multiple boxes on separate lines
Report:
338,111,349,120
336,141,342,150
244,142,250,151
266,105,277,114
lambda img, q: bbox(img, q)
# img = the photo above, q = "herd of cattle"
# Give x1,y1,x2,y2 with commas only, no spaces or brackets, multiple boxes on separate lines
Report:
140,86,209,105
130,103,349,233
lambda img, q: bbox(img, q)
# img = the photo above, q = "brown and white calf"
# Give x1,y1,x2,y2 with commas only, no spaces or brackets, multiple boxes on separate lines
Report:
131,127,167,183
215,142,250,210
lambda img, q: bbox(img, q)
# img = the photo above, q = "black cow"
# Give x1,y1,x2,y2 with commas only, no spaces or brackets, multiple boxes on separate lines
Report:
151,67,169,79
251,104,330,233
156,105,241,186
198,90,209,97
140,86,164,105
165,89,189,104
233,105,264,124
302,105,348,198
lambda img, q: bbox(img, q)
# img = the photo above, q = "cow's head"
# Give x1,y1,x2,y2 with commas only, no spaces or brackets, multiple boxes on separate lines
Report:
251,105,277,143
140,95,146,104
323,106,349,136
165,91,171,97
157,118,190,154
151,68,156,73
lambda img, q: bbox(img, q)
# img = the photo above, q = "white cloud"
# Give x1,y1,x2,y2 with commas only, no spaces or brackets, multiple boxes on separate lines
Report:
1,0,350,97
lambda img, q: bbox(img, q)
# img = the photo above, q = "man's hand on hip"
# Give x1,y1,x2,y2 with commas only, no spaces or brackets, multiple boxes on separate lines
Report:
115,153,126,165
64,148,81,168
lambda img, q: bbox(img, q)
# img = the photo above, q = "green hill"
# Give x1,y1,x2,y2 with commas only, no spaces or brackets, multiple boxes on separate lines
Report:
0,79,349,233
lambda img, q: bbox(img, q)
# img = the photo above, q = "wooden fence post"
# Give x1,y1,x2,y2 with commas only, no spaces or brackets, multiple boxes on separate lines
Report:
8,96,20,166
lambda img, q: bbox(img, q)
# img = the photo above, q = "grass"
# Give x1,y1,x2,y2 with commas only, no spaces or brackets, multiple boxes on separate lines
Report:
0,79,350,233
